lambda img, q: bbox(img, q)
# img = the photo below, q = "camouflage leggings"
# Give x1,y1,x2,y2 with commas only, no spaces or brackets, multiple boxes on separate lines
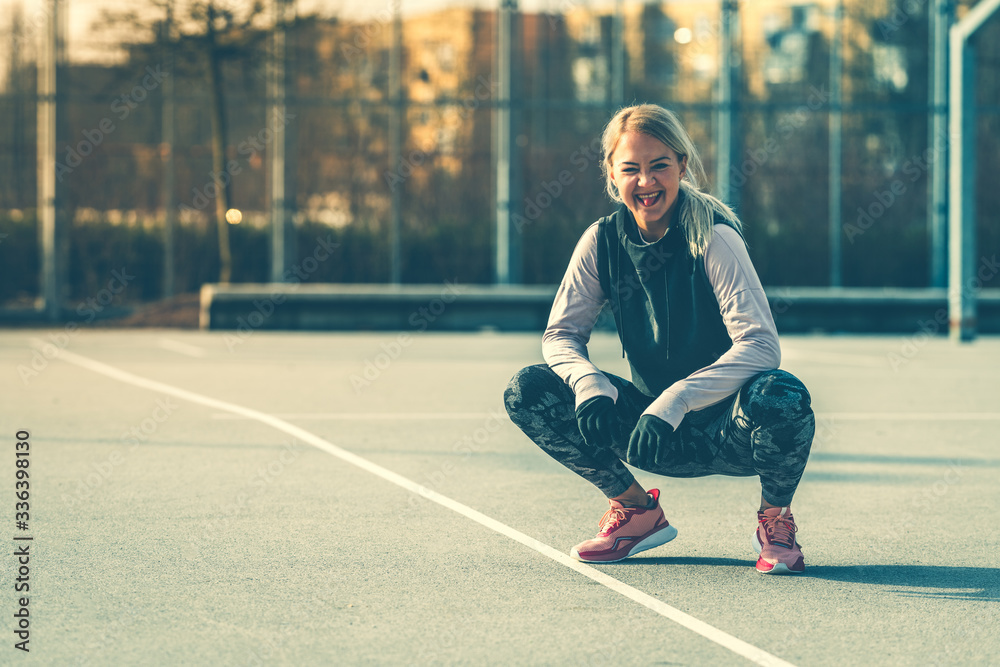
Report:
504,365,815,507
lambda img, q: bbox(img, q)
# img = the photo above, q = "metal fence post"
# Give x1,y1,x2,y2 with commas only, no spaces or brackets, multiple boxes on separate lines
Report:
38,0,59,320
828,1,843,288
269,0,291,283
388,0,403,285
948,0,1000,342
929,0,951,289
715,0,740,210
162,0,176,297
495,0,516,285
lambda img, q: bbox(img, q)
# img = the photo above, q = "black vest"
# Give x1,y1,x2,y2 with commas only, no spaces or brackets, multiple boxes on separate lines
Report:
596,202,737,398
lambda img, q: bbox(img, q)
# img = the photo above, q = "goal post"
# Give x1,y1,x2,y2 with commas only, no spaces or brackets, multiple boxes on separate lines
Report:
949,0,1000,342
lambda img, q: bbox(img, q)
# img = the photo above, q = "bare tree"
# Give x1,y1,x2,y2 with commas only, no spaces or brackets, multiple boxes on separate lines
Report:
96,0,265,284
189,1,264,282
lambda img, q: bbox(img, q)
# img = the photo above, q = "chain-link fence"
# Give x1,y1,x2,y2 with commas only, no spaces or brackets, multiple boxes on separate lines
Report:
0,0,997,308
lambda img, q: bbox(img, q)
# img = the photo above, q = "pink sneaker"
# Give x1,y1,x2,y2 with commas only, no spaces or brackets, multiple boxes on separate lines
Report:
753,506,804,574
570,489,677,563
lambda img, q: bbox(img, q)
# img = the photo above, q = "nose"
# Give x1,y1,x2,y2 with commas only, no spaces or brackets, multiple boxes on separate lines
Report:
637,169,657,187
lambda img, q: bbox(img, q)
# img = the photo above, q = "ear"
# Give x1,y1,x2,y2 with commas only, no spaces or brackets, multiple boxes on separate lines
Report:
607,161,619,191
679,155,688,180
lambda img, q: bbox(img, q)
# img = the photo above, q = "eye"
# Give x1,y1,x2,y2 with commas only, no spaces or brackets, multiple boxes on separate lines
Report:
621,167,637,174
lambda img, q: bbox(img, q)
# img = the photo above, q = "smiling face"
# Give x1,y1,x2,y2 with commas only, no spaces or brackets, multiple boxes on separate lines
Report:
608,131,687,239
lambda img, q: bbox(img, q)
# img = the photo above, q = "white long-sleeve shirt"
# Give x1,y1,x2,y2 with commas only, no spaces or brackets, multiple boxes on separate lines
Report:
542,221,781,429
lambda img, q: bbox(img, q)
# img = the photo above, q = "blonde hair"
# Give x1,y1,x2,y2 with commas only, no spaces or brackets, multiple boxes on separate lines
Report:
601,104,741,258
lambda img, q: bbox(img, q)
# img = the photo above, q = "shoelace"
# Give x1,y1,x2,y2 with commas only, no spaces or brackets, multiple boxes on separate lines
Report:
598,507,630,535
762,513,797,549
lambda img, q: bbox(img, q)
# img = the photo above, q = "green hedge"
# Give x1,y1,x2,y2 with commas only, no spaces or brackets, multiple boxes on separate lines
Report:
0,216,495,305
0,207,943,307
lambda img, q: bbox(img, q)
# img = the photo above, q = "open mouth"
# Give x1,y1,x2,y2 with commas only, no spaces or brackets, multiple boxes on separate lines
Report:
635,192,663,208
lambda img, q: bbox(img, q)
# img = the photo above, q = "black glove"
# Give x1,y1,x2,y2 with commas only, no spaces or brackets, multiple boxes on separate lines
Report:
575,396,618,448
626,414,675,470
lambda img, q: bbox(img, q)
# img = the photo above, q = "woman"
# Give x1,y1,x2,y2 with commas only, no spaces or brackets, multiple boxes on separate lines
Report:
504,104,815,574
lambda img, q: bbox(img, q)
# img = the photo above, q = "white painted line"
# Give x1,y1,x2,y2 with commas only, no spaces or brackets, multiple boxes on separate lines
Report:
818,412,1000,421
36,340,797,667
210,412,506,421
157,338,208,358
209,411,1000,423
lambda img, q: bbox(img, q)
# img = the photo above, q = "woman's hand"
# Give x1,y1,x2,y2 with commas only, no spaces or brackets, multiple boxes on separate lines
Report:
575,396,618,447
626,415,675,469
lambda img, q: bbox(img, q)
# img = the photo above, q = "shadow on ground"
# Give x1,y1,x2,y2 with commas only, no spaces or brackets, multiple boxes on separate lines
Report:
619,557,1000,600
809,452,1000,467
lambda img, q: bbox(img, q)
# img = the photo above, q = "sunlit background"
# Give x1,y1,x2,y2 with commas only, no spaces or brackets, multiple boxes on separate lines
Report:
0,0,997,310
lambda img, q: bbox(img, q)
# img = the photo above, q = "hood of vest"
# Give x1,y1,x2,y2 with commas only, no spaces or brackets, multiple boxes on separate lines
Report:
596,199,734,397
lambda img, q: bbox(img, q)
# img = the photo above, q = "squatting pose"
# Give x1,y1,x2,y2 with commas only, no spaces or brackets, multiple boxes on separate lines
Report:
504,104,816,574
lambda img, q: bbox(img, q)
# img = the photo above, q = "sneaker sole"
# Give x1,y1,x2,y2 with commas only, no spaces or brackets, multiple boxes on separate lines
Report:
571,523,678,564
752,531,804,575
754,557,804,574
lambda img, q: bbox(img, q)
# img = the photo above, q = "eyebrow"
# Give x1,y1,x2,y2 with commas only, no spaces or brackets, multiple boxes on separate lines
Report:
619,156,672,166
